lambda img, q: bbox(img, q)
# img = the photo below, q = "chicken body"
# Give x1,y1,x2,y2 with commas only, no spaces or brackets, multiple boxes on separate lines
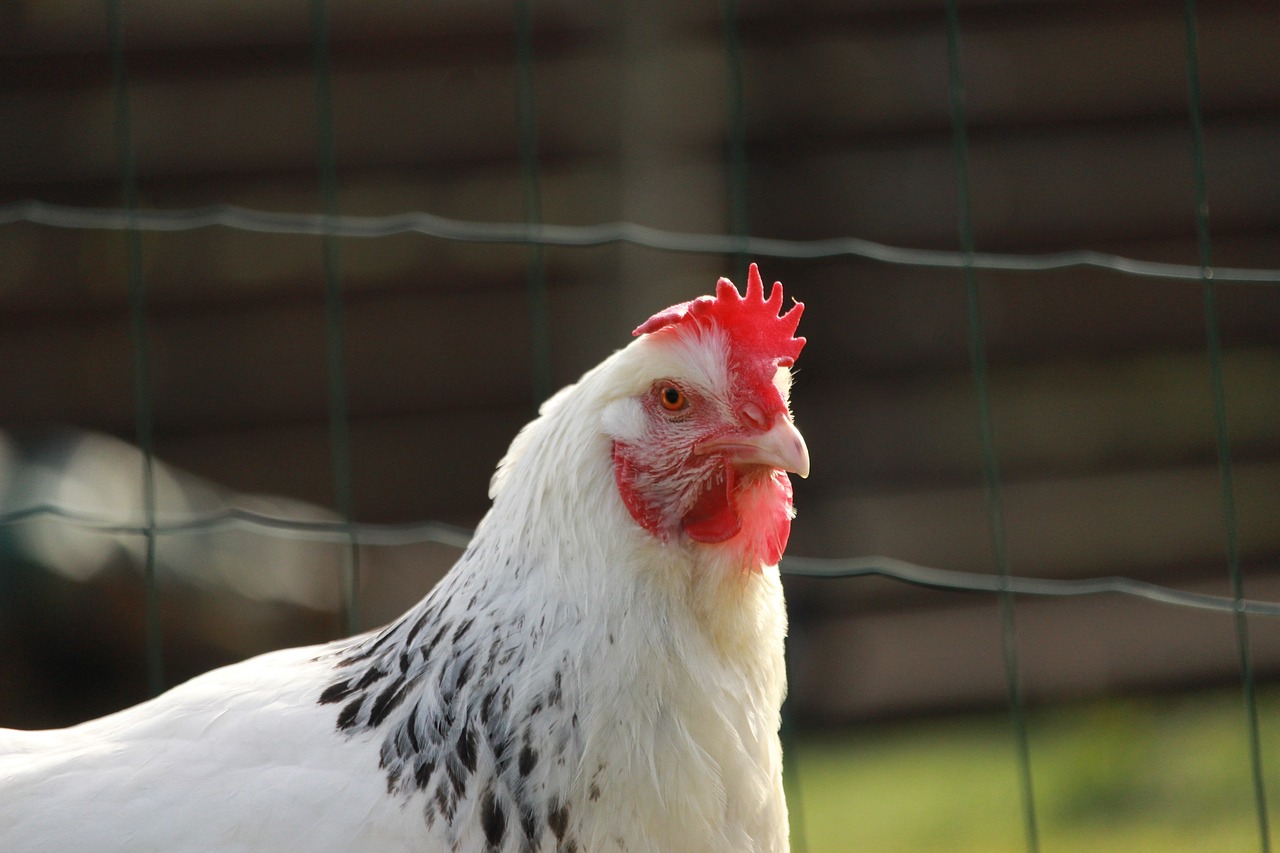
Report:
0,266,806,852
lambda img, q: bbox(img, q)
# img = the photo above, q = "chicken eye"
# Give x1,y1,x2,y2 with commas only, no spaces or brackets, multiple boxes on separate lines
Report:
658,385,687,412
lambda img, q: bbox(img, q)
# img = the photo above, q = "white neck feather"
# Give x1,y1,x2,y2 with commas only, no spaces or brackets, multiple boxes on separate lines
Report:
462,349,789,852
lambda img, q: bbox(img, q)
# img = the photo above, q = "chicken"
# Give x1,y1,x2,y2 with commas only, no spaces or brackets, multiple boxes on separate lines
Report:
0,263,809,853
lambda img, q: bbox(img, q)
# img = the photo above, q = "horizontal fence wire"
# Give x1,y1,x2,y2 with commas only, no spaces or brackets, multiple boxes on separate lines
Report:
4,200,1280,283
4,504,1280,617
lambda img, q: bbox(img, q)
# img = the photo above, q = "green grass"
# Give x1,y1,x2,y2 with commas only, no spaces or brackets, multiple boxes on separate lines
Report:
788,688,1279,853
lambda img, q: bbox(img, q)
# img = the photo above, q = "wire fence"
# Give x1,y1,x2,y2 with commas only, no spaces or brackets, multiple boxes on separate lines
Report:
5,502,1280,618
5,200,1280,283
1,1,1277,851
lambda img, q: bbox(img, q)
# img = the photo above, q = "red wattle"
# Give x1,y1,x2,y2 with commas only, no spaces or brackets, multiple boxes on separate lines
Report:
760,500,791,566
682,464,740,543
737,471,793,568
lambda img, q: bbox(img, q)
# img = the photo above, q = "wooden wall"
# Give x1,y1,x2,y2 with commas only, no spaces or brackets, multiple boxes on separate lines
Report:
1,0,1277,725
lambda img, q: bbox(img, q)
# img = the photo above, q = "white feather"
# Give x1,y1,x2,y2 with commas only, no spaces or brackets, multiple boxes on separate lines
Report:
1,323,791,852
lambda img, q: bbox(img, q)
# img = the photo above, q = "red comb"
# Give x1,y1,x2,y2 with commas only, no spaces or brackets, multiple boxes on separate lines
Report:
633,264,806,366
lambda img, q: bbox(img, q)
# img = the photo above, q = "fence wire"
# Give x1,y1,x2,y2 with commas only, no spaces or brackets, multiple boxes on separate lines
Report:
1181,0,1272,847
105,0,164,700
2,2,1277,852
4,503,1280,618
943,0,1040,847
4,199,1279,283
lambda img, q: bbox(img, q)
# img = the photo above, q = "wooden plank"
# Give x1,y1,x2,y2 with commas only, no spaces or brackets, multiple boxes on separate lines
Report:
744,5,1280,137
0,0,610,53
791,459,1280,583
151,407,528,524
0,48,725,184
749,117,1280,248
796,347,1280,485
789,570,1280,719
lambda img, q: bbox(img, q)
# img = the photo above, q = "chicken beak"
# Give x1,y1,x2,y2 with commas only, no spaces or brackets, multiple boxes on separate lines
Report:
695,416,811,479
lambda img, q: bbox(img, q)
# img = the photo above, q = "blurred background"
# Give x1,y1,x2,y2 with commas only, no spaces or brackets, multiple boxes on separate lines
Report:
1,1,1278,850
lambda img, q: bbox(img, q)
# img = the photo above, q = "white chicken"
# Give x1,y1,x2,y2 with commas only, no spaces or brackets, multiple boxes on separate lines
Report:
0,263,809,853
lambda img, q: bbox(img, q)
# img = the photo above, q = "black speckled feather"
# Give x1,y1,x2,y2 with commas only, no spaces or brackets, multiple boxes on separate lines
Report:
319,543,583,852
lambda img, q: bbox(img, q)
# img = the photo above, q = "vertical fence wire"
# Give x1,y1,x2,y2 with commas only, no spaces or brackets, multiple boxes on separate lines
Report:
944,4,1041,851
721,0,751,284
719,6,808,849
106,0,164,697
1181,3,1273,849
514,0,553,406
310,0,361,636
